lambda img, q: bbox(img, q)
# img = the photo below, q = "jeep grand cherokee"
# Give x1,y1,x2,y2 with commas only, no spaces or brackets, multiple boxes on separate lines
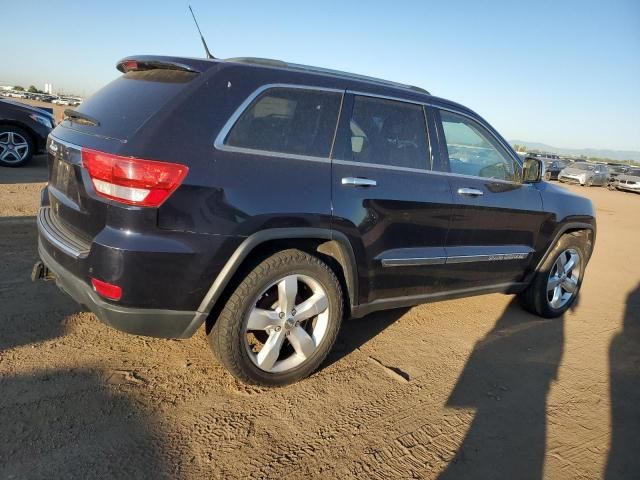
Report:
34,55,596,386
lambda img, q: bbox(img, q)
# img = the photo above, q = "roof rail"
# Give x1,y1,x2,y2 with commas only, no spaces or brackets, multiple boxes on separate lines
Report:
224,57,430,95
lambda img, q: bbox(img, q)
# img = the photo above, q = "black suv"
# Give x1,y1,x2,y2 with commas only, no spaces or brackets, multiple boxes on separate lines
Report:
35,55,596,386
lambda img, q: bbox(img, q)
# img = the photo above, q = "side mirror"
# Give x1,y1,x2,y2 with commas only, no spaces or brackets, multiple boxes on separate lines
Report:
523,157,545,183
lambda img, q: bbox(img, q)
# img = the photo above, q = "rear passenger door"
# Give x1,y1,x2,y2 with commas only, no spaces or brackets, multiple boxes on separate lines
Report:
431,107,546,290
331,93,453,304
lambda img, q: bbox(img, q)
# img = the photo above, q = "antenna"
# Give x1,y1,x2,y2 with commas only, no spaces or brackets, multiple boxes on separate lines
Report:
189,5,214,59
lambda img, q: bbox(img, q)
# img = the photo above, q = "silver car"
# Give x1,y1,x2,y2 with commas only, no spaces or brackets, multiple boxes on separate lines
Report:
558,163,609,187
610,168,640,193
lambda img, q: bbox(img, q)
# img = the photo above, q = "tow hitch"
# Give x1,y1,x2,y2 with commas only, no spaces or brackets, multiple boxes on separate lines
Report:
31,261,55,282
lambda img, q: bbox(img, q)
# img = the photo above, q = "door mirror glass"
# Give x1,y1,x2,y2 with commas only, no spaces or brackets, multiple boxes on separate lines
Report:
523,157,544,183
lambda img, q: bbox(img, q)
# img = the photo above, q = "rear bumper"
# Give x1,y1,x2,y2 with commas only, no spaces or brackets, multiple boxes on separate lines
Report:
38,239,205,338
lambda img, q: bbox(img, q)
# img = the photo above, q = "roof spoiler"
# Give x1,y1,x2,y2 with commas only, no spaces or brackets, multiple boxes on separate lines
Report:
116,56,205,74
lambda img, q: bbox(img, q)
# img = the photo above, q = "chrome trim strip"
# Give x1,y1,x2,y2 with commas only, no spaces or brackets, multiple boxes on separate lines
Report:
381,252,530,267
214,144,332,164
446,252,530,264
381,257,446,267
333,159,429,174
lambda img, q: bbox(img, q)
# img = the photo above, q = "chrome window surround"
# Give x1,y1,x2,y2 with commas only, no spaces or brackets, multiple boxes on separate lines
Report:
214,83,344,164
214,84,524,185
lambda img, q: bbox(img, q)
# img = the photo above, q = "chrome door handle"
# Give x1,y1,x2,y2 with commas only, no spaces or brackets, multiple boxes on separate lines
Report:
342,177,377,187
457,187,483,196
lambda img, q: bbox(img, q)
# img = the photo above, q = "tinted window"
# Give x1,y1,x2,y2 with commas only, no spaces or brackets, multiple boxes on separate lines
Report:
439,110,515,181
225,87,341,157
61,70,198,141
342,96,429,169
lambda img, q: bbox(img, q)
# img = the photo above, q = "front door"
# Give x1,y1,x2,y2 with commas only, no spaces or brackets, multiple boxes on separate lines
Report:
331,94,453,304
431,107,547,290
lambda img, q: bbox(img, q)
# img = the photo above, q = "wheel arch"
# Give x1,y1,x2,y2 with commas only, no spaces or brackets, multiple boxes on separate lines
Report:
188,228,358,337
529,222,595,282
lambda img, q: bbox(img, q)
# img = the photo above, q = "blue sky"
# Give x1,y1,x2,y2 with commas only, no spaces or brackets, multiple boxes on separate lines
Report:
3,0,639,150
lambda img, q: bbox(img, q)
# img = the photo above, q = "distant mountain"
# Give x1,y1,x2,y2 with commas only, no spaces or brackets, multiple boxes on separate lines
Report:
509,140,640,162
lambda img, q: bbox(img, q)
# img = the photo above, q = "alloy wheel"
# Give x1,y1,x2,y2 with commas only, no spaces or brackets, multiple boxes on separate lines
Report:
547,248,580,309
0,131,29,164
244,274,329,373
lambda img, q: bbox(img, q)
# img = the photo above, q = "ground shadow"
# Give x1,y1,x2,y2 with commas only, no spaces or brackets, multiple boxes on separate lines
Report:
605,285,640,479
320,307,410,370
0,369,179,478
0,153,48,184
0,216,81,351
438,298,567,480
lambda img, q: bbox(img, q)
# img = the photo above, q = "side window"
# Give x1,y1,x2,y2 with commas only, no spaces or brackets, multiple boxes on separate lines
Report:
438,110,515,181
224,87,341,157
343,96,429,170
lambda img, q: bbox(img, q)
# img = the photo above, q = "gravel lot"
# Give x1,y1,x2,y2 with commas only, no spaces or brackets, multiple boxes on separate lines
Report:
1,155,638,479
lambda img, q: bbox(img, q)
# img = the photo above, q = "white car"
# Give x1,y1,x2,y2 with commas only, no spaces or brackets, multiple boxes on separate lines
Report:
612,169,640,193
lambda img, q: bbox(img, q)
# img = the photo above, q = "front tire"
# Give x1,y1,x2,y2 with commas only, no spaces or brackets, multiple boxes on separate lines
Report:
0,126,34,167
208,249,343,386
519,233,587,318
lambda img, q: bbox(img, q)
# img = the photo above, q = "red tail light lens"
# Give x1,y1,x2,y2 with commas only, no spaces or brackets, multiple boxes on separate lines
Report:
81,148,188,207
91,278,122,301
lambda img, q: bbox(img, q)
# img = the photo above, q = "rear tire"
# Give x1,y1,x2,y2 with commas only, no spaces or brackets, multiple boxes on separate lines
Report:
0,125,34,167
519,233,587,318
208,249,343,386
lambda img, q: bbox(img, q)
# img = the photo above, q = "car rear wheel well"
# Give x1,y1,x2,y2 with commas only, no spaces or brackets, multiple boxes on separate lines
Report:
204,237,355,334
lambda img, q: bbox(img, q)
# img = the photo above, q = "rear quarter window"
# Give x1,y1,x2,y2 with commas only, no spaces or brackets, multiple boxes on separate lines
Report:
223,87,342,158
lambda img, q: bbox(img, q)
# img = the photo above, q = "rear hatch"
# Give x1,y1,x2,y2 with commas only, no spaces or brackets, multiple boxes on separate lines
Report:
47,56,211,243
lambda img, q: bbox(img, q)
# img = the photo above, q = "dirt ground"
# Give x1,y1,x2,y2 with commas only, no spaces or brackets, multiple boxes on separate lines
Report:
1,155,638,479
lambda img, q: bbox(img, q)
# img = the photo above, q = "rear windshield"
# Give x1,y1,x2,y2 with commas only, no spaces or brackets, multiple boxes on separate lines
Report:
59,69,197,141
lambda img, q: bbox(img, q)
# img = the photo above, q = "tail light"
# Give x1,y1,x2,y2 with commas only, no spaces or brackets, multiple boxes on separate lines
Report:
81,148,188,207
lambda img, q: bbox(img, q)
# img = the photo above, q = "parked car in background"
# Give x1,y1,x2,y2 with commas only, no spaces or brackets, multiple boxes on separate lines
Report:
526,152,559,160
558,162,609,186
0,98,55,167
33,54,596,386
543,160,568,181
609,168,640,193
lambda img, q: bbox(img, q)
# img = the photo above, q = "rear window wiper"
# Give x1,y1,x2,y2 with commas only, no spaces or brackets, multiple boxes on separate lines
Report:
64,109,100,127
